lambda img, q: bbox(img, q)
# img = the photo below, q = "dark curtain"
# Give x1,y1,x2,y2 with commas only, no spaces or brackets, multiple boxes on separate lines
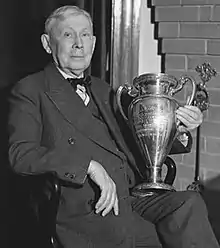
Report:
2,0,111,86
1,1,111,247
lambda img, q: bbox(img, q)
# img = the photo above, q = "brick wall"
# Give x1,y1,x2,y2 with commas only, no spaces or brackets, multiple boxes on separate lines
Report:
151,0,220,191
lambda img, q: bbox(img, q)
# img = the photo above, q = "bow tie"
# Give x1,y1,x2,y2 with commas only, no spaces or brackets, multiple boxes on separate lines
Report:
67,75,91,90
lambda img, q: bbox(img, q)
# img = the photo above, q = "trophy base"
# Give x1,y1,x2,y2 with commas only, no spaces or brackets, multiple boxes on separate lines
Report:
131,182,176,198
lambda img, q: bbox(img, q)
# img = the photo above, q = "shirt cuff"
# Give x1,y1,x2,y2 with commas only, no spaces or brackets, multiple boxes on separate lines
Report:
177,132,189,147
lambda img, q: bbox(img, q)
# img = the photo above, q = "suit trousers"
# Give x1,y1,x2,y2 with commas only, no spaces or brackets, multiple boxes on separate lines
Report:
131,190,219,248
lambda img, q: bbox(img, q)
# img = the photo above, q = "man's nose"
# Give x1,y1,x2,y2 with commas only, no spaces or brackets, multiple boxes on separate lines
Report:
74,34,83,49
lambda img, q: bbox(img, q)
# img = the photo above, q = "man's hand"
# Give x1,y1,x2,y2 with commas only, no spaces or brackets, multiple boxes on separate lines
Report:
87,160,119,217
176,105,203,131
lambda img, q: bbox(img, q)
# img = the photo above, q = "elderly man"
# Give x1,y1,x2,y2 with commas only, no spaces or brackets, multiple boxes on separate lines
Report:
8,5,219,248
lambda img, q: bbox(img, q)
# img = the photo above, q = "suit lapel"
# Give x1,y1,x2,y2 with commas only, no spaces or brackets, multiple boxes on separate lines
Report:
89,81,136,165
44,64,120,157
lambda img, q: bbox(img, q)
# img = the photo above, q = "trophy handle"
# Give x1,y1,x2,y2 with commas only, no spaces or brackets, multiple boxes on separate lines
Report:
164,156,177,186
116,84,138,121
171,75,197,106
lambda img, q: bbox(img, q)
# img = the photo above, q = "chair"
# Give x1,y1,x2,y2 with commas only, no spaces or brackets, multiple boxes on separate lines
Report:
18,171,62,248
14,156,176,248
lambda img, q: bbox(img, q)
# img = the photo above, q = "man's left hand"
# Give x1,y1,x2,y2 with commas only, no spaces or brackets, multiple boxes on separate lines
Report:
176,105,203,131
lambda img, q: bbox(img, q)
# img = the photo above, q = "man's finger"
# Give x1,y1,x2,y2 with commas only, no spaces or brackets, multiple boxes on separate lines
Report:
113,196,119,216
97,189,112,214
176,114,192,126
95,190,108,213
178,106,202,121
176,107,197,120
176,114,199,130
176,114,194,125
102,192,117,216
176,110,201,127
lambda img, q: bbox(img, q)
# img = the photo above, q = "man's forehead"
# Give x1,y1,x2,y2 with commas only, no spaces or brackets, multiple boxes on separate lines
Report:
54,13,91,31
59,11,91,25
50,12,92,36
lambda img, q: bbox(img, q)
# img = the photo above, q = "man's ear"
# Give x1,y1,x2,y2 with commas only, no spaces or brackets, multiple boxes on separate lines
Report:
92,36,96,54
41,34,52,54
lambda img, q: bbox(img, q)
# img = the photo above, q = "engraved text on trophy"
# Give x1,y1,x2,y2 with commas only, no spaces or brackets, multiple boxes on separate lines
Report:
130,97,178,182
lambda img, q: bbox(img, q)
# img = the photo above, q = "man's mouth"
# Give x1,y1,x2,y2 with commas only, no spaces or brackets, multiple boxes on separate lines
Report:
71,55,84,58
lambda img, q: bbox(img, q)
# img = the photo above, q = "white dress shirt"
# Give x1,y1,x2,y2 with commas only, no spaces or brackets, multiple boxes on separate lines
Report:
57,68,90,106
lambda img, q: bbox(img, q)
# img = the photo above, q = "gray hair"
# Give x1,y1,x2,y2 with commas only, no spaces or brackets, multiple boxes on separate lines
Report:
44,5,93,36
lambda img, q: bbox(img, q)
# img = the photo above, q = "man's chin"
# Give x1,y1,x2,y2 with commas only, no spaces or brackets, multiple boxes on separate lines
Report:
69,66,88,76
70,61,87,68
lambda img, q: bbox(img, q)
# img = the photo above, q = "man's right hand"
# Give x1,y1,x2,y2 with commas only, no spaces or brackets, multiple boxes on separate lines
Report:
87,160,119,217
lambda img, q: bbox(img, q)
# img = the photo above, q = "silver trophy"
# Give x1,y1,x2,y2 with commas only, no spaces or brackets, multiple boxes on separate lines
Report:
116,73,197,197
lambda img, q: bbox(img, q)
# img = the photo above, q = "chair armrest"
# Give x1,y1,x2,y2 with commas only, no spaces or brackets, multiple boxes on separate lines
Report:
18,171,61,247
20,171,61,199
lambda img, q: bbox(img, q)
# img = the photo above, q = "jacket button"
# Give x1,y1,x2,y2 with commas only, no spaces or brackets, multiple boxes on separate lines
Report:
70,174,75,179
68,137,75,145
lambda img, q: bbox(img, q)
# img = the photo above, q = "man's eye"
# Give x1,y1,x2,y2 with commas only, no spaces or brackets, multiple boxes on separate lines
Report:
82,33,91,37
64,32,72,38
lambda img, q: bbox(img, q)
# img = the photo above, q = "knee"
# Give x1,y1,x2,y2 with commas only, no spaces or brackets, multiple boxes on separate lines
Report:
168,191,208,228
180,191,207,213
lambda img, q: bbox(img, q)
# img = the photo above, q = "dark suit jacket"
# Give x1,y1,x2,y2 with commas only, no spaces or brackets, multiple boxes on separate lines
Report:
8,62,191,247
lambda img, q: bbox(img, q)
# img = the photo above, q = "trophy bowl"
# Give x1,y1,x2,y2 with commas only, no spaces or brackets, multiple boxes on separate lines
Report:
116,73,196,197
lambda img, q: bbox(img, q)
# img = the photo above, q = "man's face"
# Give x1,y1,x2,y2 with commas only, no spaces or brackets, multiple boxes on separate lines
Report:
42,13,96,76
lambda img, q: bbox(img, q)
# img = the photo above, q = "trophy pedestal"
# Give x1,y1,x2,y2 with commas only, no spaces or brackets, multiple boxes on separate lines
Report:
131,182,176,198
